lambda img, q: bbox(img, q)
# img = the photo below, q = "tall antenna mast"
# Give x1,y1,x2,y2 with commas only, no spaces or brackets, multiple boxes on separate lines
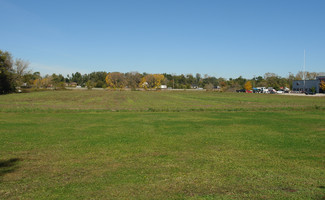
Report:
304,49,306,92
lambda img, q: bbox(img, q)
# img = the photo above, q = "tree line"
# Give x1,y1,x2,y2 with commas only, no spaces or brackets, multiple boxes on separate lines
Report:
1,49,324,94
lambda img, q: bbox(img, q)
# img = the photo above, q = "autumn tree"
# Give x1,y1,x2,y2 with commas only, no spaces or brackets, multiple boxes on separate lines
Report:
139,76,149,89
144,74,155,88
41,76,52,88
244,81,253,91
153,74,165,87
32,72,42,88
33,78,42,88
105,72,126,89
320,80,325,93
139,74,165,89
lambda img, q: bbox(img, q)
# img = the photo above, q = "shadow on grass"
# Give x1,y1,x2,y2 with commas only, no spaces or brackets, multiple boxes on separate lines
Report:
0,158,21,178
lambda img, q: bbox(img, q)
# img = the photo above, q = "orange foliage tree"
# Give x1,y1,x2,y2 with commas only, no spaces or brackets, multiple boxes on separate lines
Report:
244,81,252,91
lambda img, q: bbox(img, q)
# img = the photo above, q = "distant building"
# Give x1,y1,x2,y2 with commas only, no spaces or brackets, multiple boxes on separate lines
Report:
292,76,325,93
141,82,149,88
68,82,77,87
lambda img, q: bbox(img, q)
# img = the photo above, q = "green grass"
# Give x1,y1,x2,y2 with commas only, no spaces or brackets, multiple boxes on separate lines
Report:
0,90,324,112
1,91,325,199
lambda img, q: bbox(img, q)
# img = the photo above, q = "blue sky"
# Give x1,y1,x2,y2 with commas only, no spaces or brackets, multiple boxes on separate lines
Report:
1,0,324,78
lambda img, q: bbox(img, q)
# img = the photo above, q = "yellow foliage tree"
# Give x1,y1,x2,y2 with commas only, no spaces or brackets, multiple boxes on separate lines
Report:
244,81,252,91
139,77,148,89
33,79,42,88
320,80,325,92
139,74,165,89
41,77,52,88
153,74,164,87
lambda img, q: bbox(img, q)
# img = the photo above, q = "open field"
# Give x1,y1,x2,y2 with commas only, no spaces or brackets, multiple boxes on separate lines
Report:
1,90,325,112
1,91,325,199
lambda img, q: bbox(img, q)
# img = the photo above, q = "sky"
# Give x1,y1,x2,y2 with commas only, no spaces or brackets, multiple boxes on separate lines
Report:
1,0,324,79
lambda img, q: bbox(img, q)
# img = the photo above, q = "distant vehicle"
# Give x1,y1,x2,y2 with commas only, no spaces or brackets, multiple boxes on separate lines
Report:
305,91,316,95
276,90,284,94
256,87,269,93
252,88,261,93
236,89,244,93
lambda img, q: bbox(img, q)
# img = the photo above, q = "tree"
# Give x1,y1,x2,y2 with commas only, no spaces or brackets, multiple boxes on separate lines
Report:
95,80,106,88
33,78,42,88
89,71,107,87
320,80,325,93
125,71,142,90
203,76,218,88
139,76,149,89
71,72,83,85
244,81,252,91
153,74,165,88
234,76,246,88
14,58,30,86
105,72,126,89
50,73,65,89
32,72,41,80
195,73,201,83
41,76,52,88
204,83,214,91
287,72,295,89
0,50,15,94
82,74,89,85
311,87,316,94
186,74,196,86
264,73,281,90
86,80,94,90
139,74,165,89
295,71,319,81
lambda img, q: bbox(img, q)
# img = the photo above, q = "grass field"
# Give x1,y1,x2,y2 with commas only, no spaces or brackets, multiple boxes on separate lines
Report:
1,90,325,199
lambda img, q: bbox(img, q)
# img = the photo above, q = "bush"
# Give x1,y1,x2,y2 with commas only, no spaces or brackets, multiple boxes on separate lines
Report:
204,83,214,91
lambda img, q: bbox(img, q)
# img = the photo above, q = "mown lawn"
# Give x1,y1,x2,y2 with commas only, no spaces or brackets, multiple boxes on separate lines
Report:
0,91,324,199
0,90,324,111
